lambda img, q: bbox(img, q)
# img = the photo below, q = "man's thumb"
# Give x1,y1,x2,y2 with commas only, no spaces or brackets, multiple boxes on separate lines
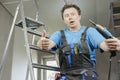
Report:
42,30,46,37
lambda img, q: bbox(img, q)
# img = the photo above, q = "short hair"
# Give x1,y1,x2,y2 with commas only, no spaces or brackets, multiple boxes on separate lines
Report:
61,4,81,19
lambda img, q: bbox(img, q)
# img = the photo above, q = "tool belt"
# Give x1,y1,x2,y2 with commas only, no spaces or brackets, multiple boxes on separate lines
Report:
55,68,98,80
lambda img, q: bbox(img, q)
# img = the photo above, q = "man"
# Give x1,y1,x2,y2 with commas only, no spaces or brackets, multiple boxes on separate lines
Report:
37,4,120,80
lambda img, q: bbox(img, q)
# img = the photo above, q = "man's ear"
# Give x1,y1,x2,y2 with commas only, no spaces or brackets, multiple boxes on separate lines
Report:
79,15,81,20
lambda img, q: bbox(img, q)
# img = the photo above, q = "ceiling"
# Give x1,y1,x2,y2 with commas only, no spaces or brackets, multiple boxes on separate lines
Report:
0,0,69,34
0,0,97,34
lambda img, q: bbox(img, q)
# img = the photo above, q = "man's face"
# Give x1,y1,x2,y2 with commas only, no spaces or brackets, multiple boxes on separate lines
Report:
63,7,81,28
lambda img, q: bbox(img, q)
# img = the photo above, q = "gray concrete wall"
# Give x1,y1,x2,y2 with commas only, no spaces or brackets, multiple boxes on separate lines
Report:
0,2,14,80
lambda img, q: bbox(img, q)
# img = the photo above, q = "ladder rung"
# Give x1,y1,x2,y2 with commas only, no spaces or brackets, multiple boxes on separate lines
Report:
29,45,55,55
114,25,120,28
112,1,120,7
113,13,120,20
27,29,49,38
32,63,60,71
27,29,42,37
16,17,45,30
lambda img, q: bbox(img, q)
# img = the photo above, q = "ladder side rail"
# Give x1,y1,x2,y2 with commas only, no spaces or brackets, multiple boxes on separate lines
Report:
25,35,36,80
110,2,115,28
109,2,115,35
0,4,20,79
20,0,35,80
26,49,34,80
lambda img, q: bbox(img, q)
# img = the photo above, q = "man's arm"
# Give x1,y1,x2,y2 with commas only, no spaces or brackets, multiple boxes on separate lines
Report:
37,30,56,50
100,38,120,51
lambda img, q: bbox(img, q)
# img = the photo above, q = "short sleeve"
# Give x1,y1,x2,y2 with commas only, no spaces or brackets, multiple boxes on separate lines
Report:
49,31,61,50
86,27,105,50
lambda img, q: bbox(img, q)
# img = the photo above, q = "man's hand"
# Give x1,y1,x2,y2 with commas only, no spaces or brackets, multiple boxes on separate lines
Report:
37,30,56,50
105,38,120,51
37,30,50,50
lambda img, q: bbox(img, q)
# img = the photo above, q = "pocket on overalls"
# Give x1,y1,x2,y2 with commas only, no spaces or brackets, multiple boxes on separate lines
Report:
85,70,98,80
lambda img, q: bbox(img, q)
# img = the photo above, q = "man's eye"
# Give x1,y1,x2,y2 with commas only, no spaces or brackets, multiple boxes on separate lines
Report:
65,15,69,18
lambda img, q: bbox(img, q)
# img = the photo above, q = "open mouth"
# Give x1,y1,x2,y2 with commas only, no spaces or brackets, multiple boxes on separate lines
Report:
70,21,74,24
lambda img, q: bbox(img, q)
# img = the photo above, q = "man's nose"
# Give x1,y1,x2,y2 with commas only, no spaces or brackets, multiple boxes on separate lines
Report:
69,15,72,20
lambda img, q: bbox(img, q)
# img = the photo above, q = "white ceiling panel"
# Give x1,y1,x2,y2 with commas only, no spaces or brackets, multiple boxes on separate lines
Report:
1,0,97,34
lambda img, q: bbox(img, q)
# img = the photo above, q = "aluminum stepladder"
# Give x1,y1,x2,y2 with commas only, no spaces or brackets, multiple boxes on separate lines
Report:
22,18,60,80
0,0,43,80
0,0,60,80
16,17,60,80
0,0,36,80
109,1,120,37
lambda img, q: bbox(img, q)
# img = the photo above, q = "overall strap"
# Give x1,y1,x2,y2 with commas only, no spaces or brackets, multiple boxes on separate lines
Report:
80,27,93,66
80,27,89,53
60,30,67,45
59,30,67,69
81,27,89,40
